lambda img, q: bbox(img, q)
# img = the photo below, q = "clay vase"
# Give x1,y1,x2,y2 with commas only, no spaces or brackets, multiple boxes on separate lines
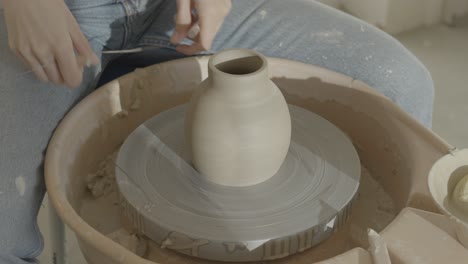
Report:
185,49,291,187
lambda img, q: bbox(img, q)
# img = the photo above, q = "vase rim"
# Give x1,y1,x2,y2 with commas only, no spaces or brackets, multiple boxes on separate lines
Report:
208,48,268,78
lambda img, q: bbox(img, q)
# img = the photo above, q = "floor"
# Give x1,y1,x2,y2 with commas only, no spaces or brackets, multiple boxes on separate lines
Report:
36,16,468,264
397,15,468,148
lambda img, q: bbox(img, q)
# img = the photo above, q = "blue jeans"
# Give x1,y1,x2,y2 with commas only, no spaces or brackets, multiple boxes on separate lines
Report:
0,0,433,263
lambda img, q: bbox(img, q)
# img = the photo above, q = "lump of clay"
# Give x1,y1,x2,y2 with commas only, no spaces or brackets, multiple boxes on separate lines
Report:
107,228,148,257
452,174,468,214
86,153,117,198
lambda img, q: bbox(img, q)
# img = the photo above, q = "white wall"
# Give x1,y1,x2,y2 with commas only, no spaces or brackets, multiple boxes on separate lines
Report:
341,0,450,34
385,0,442,33
342,0,389,27
426,0,446,25
316,0,342,9
444,0,468,23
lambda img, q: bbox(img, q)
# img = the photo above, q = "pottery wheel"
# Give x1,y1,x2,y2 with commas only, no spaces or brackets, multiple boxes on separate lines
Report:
115,104,360,262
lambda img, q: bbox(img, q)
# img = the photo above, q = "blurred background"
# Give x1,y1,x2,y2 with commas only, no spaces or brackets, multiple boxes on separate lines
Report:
1,0,467,263
317,0,468,149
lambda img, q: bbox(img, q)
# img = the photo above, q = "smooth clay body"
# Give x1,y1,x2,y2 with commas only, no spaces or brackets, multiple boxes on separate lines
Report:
185,49,291,187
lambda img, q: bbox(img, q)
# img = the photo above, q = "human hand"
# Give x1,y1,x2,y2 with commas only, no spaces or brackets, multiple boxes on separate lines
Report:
171,0,232,55
3,0,99,88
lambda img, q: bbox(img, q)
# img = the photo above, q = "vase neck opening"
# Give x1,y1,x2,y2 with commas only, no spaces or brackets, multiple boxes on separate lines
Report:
208,49,268,87
214,56,263,75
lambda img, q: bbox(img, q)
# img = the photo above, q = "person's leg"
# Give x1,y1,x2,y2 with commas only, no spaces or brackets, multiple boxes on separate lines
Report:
0,1,126,263
137,0,434,127
213,0,434,127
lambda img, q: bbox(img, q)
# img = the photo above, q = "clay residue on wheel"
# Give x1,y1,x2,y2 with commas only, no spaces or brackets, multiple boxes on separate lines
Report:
83,151,149,257
86,152,118,198
107,228,148,257
80,151,397,263
349,167,397,248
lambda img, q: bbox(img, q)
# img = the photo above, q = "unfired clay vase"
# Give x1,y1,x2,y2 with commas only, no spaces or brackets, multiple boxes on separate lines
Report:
185,49,291,186
44,55,468,264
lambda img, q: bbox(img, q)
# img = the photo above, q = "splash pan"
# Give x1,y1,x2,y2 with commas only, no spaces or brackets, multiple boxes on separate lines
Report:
115,104,360,261
45,56,468,263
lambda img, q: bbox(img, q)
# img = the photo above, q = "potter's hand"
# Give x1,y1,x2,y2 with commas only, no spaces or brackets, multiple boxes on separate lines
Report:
3,0,99,88
171,0,232,55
